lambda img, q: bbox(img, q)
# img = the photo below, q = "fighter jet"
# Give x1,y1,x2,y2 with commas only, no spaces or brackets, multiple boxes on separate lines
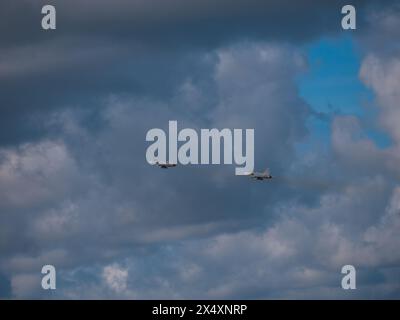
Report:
246,168,272,180
150,161,177,169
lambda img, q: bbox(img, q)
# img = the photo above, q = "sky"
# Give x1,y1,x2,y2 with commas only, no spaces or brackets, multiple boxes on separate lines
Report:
0,0,400,299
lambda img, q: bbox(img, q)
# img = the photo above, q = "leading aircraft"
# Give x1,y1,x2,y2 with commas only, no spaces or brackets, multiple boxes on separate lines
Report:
150,161,177,169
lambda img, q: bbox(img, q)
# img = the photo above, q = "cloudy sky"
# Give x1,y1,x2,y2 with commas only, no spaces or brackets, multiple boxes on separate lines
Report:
0,0,400,299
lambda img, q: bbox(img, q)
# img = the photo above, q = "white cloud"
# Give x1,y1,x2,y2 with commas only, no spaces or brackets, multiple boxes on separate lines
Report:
360,55,400,143
102,264,129,294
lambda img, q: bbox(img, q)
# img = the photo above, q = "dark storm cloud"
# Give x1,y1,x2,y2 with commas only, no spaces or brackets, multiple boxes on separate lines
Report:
0,0,370,48
0,0,379,146
0,38,213,145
